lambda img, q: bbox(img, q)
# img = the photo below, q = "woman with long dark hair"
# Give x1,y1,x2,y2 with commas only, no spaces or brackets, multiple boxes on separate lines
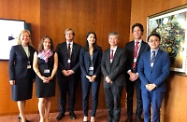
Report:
79,32,102,122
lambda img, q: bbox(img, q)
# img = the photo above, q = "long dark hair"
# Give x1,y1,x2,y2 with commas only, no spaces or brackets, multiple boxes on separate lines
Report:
84,32,99,51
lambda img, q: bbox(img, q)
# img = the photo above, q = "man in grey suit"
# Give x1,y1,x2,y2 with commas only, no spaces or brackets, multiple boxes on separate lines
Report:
101,32,126,122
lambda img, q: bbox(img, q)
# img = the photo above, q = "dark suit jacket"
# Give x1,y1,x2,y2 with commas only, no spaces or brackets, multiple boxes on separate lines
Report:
138,49,170,92
9,45,35,80
79,47,102,80
101,47,126,87
125,40,149,73
56,41,81,78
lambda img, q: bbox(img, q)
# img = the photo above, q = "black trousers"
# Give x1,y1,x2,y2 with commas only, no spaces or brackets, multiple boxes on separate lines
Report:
104,84,124,122
57,76,77,114
126,78,143,118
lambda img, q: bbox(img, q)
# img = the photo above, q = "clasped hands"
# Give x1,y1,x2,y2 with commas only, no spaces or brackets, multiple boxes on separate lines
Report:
145,84,156,91
9,80,15,85
105,76,113,84
41,76,52,83
86,75,96,82
62,70,74,76
129,71,138,81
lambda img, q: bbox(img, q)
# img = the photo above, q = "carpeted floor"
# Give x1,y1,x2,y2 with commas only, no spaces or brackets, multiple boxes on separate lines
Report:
0,109,141,122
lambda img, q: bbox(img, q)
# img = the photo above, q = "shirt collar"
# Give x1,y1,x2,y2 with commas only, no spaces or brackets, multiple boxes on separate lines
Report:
66,41,73,45
135,39,142,43
110,46,117,52
151,48,159,53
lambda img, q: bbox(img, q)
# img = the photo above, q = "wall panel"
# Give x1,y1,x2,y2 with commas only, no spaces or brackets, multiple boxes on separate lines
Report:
0,0,131,115
0,0,40,115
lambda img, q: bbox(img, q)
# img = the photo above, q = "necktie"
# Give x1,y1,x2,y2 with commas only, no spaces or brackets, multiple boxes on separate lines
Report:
150,51,155,67
110,49,114,63
67,43,71,59
67,43,71,69
132,41,139,69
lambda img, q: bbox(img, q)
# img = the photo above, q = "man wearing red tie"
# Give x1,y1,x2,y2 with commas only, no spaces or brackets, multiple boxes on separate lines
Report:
124,23,149,122
56,28,81,121
101,32,126,122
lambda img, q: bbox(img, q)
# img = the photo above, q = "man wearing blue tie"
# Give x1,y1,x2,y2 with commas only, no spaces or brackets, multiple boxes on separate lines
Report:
138,33,170,122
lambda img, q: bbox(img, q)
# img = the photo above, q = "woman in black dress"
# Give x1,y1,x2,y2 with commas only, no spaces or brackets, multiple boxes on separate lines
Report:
9,30,35,122
79,32,102,122
33,35,58,122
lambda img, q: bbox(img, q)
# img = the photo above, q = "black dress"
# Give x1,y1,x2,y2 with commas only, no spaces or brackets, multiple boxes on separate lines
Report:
36,53,56,98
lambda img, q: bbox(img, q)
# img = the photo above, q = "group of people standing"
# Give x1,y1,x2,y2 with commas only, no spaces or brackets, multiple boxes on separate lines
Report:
8,23,170,122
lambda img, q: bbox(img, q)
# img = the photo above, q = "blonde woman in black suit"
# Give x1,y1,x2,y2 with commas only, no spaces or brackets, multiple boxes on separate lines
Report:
9,30,35,122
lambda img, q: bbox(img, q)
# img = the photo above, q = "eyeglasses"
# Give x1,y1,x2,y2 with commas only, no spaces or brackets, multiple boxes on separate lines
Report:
148,40,160,43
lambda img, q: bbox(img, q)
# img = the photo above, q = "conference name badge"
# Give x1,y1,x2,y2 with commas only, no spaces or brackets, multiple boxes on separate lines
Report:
67,59,71,63
27,65,31,69
89,66,94,71
44,69,50,74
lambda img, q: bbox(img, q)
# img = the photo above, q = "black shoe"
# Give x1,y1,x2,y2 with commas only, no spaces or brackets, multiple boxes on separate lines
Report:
69,112,76,120
19,119,31,122
56,113,65,121
18,115,29,122
125,117,132,122
17,115,21,119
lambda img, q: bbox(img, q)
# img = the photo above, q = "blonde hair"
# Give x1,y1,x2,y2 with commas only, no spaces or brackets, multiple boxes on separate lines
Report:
17,29,33,46
64,28,75,36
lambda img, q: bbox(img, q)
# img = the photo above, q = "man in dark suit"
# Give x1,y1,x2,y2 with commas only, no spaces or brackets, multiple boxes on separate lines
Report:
101,32,126,122
124,23,149,122
56,28,81,120
138,33,170,122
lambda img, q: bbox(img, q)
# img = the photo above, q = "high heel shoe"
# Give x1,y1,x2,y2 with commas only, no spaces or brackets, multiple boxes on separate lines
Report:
90,117,95,122
83,116,88,122
17,115,21,119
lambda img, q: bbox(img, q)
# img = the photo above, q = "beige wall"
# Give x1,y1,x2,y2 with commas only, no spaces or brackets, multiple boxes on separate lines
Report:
130,0,187,121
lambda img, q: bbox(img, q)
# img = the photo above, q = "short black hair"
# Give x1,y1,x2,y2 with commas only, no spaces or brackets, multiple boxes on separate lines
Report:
147,33,161,41
132,23,144,33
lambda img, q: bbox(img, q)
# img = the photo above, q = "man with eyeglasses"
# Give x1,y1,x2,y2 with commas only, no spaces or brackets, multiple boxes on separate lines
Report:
138,33,170,122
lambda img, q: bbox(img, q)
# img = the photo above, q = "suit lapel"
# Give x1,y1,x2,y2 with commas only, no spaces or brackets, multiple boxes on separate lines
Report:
149,49,162,72
152,49,161,69
28,46,33,60
85,51,90,72
113,47,119,61
19,45,28,59
139,42,146,56
71,43,76,56
110,47,119,68
105,49,111,69
63,43,68,60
